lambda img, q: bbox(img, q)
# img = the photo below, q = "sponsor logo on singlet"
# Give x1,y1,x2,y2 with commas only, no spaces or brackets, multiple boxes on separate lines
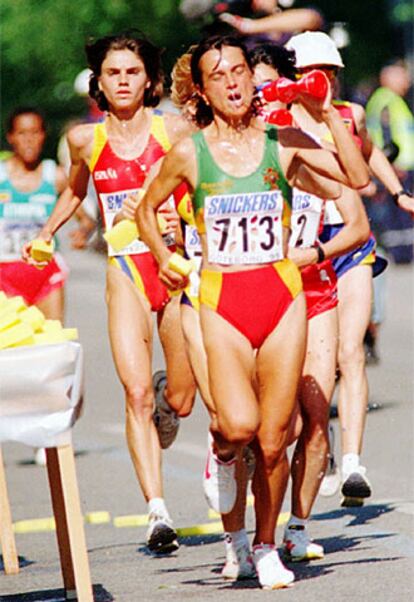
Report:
95,168,118,181
0,192,11,203
206,191,279,217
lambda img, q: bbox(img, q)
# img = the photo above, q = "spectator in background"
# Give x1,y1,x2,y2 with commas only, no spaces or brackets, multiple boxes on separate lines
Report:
365,61,414,264
218,0,323,46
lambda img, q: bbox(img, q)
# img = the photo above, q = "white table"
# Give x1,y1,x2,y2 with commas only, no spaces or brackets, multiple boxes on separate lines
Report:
0,342,93,601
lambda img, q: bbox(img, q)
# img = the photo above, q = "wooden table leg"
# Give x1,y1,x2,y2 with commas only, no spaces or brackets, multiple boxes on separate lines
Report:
0,445,19,575
46,445,93,602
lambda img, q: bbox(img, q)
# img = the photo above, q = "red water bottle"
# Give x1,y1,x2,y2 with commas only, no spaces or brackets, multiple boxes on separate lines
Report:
266,109,293,126
261,70,329,104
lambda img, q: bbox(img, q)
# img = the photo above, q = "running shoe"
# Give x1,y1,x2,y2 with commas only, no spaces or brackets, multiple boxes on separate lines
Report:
34,447,47,467
203,437,237,514
243,444,256,481
283,525,324,562
146,512,179,554
221,535,256,580
152,370,167,394
153,376,180,450
341,465,372,507
252,544,294,590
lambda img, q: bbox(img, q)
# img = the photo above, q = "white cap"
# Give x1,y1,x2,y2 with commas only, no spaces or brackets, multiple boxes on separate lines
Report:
286,31,344,69
73,68,92,96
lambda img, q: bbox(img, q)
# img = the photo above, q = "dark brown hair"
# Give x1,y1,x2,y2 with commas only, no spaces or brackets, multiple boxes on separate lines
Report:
85,30,164,111
190,34,252,126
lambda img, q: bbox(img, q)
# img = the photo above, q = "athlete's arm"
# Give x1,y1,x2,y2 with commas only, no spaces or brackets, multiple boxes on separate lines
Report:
55,165,68,194
136,138,196,288
220,8,322,36
289,186,370,268
319,187,370,259
292,165,341,200
21,125,92,264
352,103,414,215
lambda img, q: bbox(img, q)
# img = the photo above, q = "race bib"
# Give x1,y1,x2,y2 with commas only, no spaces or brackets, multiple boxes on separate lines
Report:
0,203,48,261
289,190,323,248
100,188,174,256
204,191,284,265
323,200,343,225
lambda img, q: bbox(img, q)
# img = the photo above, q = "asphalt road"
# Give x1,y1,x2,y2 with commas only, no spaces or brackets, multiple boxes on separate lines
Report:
1,233,413,602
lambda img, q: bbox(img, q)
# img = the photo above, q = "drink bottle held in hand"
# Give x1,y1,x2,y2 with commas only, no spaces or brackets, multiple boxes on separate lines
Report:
260,70,329,104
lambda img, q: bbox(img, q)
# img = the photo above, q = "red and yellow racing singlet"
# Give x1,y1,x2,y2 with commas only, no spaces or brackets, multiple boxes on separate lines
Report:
89,110,171,256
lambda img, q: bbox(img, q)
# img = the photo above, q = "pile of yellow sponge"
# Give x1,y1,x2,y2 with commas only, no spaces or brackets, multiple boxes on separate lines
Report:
0,291,78,350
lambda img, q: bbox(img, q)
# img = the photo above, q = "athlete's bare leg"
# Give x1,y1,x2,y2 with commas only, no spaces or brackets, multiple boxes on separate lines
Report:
290,307,338,518
157,297,197,418
36,286,65,321
253,294,307,545
106,264,162,501
337,265,372,455
180,304,247,533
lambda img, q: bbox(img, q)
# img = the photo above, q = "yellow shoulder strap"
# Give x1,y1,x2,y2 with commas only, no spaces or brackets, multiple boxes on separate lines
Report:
150,112,171,153
88,123,107,172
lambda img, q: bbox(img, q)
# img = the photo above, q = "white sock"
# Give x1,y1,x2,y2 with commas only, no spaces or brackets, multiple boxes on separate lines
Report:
342,453,359,475
148,497,169,519
225,528,249,548
287,514,307,529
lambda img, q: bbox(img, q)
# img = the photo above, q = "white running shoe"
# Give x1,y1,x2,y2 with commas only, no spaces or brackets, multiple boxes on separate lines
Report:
252,544,294,590
341,465,372,507
283,525,324,562
221,534,256,580
319,462,341,497
34,448,47,467
203,438,237,514
153,379,180,450
146,513,179,554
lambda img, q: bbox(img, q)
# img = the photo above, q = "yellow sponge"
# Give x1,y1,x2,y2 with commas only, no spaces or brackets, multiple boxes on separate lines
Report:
62,328,78,341
34,332,66,345
0,291,8,308
0,295,27,317
0,312,20,332
30,239,55,263
19,306,45,332
42,319,63,334
0,322,34,349
168,252,194,277
104,220,139,252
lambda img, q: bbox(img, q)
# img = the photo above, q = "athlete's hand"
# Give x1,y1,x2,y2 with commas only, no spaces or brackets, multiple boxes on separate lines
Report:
157,202,179,235
297,72,332,121
288,246,318,268
158,253,188,291
21,234,52,269
219,13,252,34
397,193,414,217
121,191,142,221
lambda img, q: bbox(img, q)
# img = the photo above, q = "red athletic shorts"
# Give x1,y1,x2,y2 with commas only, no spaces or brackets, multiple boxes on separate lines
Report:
200,259,302,349
109,250,175,312
0,253,69,306
301,259,338,320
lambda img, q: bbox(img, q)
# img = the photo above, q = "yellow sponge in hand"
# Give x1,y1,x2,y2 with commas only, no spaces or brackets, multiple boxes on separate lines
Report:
31,239,55,263
104,220,139,252
168,252,194,277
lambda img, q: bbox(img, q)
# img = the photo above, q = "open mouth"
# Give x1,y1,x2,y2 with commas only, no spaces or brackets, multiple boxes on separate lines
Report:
227,92,244,108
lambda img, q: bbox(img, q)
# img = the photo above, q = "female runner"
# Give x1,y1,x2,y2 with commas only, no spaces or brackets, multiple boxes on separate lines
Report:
22,31,196,553
137,35,368,588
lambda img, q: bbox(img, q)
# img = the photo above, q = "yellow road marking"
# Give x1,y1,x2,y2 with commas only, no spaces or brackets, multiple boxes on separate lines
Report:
13,517,56,533
177,522,223,536
85,511,111,524
113,514,148,528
